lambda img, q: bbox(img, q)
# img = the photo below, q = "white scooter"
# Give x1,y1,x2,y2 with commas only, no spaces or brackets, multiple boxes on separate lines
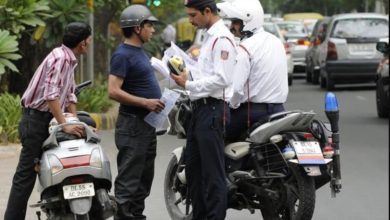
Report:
30,81,116,220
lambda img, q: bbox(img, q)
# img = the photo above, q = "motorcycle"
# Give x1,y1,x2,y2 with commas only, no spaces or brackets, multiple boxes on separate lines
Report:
164,90,342,220
30,81,117,220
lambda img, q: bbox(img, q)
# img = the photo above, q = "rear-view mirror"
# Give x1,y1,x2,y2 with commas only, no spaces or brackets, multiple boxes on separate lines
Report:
376,42,388,54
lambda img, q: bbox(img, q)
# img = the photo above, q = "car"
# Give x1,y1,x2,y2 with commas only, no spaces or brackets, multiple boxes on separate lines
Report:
375,41,389,118
276,21,310,73
263,22,294,86
305,17,331,84
316,13,389,90
283,12,323,34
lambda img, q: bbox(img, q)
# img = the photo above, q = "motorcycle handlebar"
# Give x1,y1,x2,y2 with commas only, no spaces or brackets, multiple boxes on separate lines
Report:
74,80,92,96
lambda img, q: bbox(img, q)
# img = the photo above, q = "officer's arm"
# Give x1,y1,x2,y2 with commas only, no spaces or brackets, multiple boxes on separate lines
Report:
230,47,251,108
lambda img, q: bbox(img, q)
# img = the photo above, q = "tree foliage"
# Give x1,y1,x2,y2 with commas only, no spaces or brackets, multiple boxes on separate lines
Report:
0,30,22,76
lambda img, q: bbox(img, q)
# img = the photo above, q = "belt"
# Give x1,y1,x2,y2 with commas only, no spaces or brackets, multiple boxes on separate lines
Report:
22,108,53,119
191,97,225,109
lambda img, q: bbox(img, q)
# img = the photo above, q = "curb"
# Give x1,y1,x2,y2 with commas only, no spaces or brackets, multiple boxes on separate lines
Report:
0,144,21,159
90,104,118,130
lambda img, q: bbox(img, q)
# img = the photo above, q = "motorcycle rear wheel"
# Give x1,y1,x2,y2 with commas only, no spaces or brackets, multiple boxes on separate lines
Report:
260,164,316,220
164,156,192,220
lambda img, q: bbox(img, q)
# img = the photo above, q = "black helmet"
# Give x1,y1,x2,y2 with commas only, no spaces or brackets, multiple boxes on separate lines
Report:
119,4,158,28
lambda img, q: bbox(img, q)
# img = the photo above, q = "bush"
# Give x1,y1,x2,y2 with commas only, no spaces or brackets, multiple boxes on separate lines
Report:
77,83,113,113
0,93,21,144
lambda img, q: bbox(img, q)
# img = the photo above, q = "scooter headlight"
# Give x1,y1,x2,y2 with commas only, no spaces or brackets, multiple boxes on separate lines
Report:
48,154,63,174
90,148,102,168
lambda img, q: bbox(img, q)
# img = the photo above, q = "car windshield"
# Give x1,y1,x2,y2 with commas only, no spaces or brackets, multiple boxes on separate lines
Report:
331,18,389,38
263,23,281,38
277,22,307,35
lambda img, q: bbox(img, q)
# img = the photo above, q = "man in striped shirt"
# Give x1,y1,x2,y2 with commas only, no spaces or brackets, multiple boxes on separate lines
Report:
4,22,92,220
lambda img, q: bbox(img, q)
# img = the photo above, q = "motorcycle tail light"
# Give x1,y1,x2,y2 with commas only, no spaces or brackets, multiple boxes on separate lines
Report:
90,148,102,168
69,176,85,184
48,154,63,174
303,133,314,140
60,155,90,169
322,146,334,159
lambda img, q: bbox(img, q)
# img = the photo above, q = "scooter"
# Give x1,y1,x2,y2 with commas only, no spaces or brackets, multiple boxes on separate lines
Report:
30,81,116,220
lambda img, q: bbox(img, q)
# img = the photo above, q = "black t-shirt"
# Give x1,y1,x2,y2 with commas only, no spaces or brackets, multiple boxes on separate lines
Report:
110,43,161,116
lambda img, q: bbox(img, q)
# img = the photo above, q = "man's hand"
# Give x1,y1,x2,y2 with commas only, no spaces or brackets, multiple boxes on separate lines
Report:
170,70,188,88
144,99,165,113
62,124,85,138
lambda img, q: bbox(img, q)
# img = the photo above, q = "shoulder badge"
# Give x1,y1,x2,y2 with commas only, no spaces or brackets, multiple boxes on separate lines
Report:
221,50,229,60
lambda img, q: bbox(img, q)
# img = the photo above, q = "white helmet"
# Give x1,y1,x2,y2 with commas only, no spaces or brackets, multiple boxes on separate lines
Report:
217,0,264,33
48,113,79,134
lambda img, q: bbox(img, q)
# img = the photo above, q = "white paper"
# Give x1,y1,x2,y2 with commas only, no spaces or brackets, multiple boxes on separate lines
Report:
144,88,180,129
150,42,199,90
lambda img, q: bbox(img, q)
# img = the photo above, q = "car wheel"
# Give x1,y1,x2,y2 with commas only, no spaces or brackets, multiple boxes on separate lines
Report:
305,66,312,83
325,72,335,91
288,75,293,86
320,75,326,88
376,79,389,118
312,69,320,85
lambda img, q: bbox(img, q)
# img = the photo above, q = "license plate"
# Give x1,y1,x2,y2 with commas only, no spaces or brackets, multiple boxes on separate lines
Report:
291,141,325,165
63,183,95,200
349,44,374,53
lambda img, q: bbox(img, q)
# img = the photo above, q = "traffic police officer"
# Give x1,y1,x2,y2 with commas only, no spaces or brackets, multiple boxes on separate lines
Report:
218,0,289,141
170,0,237,219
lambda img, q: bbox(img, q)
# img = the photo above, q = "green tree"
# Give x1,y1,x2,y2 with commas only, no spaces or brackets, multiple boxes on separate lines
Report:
0,30,22,82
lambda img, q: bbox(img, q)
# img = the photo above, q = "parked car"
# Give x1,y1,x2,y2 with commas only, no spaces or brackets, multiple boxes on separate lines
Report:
316,13,389,90
276,20,310,73
263,22,294,86
375,41,389,118
305,17,331,84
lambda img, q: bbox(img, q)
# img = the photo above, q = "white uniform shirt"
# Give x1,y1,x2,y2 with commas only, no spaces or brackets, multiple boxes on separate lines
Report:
185,19,237,101
229,29,289,108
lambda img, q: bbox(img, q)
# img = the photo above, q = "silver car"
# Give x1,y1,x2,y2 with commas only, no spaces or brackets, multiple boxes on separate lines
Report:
263,22,294,86
276,21,310,73
317,13,389,90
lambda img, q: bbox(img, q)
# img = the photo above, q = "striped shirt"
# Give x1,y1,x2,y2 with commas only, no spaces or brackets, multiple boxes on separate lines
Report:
21,45,78,112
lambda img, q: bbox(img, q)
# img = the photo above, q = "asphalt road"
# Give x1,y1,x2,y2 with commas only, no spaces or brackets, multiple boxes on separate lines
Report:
0,78,388,220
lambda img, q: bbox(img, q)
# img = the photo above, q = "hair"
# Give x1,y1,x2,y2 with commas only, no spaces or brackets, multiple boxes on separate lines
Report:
197,3,218,15
121,20,154,38
62,22,92,49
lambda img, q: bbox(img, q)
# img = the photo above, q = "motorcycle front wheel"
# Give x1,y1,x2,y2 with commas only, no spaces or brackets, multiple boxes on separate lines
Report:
261,163,316,220
164,155,192,220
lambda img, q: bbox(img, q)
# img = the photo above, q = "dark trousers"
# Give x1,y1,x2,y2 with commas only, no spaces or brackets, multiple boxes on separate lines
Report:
114,112,156,220
4,109,52,220
226,103,285,141
185,100,229,220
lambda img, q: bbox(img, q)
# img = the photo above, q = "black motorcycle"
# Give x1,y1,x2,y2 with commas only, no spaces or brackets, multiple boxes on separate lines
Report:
164,90,342,220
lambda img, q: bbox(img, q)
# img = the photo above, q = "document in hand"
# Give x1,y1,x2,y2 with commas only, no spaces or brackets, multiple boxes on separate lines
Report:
144,88,181,129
